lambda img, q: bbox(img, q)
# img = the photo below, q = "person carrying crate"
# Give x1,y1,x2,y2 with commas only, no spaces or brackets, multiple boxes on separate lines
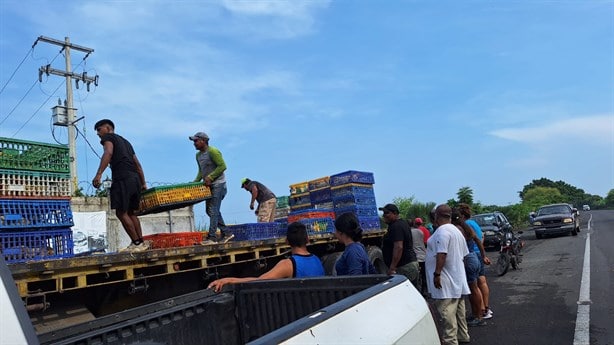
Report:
189,131,231,244
92,119,148,253
241,178,277,222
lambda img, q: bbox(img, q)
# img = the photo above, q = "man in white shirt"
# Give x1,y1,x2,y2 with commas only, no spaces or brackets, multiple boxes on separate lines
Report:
426,204,471,345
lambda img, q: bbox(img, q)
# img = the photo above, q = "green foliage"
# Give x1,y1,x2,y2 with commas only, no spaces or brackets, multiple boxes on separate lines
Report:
391,196,435,224
73,187,85,197
388,178,607,232
456,186,474,205
605,189,614,208
392,196,415,219
498,203,533,230
522,186,565,209
94,188,108,197
519,177,602,207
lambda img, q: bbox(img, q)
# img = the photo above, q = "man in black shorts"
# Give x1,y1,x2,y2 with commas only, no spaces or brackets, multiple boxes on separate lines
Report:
92,119,148,252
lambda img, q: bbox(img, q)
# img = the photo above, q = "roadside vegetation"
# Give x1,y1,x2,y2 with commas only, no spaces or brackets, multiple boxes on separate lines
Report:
391,178,614,231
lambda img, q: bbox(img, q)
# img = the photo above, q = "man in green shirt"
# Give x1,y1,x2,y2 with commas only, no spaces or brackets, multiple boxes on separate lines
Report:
189,132,231,244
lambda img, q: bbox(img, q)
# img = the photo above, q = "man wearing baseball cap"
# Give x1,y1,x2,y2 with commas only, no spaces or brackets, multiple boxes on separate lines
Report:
379,203,419,288
414,217,430,244
190,131,231,244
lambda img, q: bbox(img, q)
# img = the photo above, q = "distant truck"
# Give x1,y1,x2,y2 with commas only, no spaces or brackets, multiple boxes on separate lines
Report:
530,203,580,239
1,255,440,345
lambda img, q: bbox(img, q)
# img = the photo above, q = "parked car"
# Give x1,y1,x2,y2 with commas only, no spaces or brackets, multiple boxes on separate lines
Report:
582,204,590,211
472,211,513,250
530,203,580,239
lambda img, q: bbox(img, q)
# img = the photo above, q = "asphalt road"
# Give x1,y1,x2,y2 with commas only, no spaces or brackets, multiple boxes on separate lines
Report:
466,210,613,345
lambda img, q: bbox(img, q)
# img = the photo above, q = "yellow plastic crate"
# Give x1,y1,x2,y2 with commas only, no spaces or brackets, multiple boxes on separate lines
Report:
138,182,212,215
308,176,330,191
289,181,309,195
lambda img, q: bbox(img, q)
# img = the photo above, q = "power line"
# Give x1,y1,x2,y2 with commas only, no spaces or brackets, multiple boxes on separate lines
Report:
74,125,101,160
11,80,64,137
0,51,62,127
0,44,35,96
0,79,38,127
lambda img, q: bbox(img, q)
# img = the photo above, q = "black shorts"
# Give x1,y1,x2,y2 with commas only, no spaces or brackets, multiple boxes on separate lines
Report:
110,174,141,212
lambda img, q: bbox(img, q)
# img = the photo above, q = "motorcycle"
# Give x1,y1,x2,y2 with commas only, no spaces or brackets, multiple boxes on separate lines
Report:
495,229,524,276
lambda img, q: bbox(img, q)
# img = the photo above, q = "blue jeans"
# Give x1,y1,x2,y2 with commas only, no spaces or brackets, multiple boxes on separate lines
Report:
206,182,227,238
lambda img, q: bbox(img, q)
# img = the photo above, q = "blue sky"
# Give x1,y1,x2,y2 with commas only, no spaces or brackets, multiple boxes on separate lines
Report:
1,1,613,227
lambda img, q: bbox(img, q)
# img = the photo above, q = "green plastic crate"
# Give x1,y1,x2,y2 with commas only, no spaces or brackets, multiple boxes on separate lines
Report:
276,196,289,208
0,137,69,173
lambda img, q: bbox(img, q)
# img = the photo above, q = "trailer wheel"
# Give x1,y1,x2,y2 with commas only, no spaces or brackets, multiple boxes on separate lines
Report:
367,246,387,274
321,252,343,276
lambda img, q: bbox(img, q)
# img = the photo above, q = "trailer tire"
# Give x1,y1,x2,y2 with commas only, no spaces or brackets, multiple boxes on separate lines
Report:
367,246,387,274
321,252,343,276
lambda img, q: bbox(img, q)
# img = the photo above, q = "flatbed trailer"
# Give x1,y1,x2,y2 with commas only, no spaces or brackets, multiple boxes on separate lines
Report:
7,230,387,334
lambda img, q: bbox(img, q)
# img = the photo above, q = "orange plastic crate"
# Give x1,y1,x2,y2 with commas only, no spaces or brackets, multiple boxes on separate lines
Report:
143,232,203,249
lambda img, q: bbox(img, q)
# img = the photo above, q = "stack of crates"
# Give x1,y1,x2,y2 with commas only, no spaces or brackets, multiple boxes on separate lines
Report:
287,176,336,236
274,196,290,223
0,137,74,263
308,176,332,209
330,170,380,232
288,181,310,211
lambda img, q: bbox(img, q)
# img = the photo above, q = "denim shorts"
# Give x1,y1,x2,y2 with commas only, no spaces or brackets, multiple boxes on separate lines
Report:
464,251,480,284
477,255,485,277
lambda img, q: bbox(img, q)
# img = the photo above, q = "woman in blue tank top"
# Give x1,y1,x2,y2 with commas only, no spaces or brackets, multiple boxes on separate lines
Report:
208,222,325,292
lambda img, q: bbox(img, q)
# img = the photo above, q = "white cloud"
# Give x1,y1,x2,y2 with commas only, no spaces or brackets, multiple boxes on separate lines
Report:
489,114,614,146
222,0,330,17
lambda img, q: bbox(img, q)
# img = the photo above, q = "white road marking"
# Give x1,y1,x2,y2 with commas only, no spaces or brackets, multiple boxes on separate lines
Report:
573,214,592,345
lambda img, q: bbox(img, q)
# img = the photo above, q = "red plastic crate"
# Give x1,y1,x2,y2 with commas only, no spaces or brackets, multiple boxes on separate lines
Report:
143,232,203,249
288,209,335,223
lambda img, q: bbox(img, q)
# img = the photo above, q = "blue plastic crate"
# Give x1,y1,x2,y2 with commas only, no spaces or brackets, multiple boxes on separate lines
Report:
289,193,311,207
307,176,330,191
335,205,379,218
329,171,375,187
358,216,382,231
0,198,73,229
0,228,74,263
299,217,334,236
226,223,285,241
333,194,377,209
331,184,375,199
309,188,332,204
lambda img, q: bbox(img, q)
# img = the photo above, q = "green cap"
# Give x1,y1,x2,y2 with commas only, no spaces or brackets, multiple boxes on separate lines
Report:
241,178,248,187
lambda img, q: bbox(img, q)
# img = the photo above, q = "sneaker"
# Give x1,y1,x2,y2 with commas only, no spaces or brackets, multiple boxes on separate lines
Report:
119,243,137,253
483,309,493,319
130,242,149,253
221,234,235,244
467,318,487,327
201,238,218,245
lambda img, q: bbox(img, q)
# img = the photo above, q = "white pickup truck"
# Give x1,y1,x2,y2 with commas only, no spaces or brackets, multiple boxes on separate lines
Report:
1,255,440,345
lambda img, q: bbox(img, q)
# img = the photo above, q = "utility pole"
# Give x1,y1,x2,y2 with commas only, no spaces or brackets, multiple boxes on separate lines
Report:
37,36,98,195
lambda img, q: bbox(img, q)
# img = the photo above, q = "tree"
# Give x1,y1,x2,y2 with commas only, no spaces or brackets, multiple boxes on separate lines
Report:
519,178,588,206
605,189,614,208
499,203,533,230
456,186,474,205
522,187,565,209
391,197,435,225
392,196,415,220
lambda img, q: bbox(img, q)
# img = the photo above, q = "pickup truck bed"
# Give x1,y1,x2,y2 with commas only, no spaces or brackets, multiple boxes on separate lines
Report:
2,253,439,344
